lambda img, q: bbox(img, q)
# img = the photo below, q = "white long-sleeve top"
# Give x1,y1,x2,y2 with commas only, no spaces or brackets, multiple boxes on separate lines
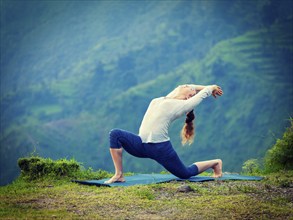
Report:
138,85,214,143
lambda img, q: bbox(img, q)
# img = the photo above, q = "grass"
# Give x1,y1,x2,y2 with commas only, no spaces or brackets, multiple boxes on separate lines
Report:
1,171,292,219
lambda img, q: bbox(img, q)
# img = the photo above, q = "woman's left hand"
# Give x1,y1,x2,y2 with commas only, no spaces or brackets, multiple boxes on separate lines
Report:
212,86,223,98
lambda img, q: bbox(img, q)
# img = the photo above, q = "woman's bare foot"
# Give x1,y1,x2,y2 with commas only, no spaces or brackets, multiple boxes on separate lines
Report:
104,174,125,184
212,159,223,178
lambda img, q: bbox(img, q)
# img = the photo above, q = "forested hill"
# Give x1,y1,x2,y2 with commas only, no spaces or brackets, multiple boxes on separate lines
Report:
97,23,293,173
1,0,293,185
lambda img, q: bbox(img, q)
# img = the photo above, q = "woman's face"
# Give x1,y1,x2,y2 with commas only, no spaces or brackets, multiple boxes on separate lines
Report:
178,85,197,99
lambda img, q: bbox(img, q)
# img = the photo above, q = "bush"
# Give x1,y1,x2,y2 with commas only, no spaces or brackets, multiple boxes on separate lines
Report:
17,156,112,181
242,158,261,174
18,156,80,180
264,120,293,173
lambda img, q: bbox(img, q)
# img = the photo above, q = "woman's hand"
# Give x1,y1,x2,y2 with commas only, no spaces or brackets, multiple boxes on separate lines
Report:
212,85,223,98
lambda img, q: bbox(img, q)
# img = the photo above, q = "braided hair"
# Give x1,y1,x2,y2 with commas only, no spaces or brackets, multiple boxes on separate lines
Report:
181,110,195,145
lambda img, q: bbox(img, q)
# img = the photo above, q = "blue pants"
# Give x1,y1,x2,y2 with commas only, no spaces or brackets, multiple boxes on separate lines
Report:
109,129,199,179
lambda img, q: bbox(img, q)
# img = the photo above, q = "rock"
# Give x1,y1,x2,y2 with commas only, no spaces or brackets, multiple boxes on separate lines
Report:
177,185,193,193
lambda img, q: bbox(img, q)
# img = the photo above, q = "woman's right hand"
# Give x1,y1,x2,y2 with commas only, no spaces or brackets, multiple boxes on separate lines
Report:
212,85,223,98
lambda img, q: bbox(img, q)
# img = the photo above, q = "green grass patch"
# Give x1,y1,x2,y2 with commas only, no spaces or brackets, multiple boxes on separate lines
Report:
2,175,292,219
1,156,292,219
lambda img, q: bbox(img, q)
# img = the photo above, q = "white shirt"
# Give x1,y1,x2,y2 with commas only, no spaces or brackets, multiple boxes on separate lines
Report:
138,86,214,143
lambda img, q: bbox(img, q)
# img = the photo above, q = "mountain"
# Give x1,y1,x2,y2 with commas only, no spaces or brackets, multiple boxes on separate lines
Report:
96,22,293,173
1,0,293,185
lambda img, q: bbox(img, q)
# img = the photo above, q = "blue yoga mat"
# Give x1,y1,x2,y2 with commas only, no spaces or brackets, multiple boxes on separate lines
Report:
73,173,263,187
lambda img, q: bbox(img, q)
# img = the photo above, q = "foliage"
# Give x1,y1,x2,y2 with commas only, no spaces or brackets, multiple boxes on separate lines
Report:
264,120,293,172
242,120,293,175
261,170,293,188
242,159,261,174
18,156,80,180
17,156,111,181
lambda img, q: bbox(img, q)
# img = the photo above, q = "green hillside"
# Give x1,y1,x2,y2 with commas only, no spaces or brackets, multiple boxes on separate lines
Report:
12,22,292,177
94,23,293,174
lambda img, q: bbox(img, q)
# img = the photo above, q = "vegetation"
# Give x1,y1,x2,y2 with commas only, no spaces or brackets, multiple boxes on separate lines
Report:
1,0,293,186
242,120,293,174
1,121,292,219
242,158,262,174
18,157,80,180
0,156,292,219
17,156,111,181
265,119,293,172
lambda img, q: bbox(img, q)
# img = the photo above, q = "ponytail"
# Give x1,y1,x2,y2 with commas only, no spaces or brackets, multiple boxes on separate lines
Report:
181,110,195,145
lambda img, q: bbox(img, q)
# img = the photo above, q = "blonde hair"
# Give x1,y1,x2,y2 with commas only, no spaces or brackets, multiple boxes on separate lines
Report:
181,110,195,145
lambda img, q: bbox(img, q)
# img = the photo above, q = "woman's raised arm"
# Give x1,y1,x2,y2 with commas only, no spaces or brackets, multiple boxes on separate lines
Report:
175,85,223,115
186,84,206,91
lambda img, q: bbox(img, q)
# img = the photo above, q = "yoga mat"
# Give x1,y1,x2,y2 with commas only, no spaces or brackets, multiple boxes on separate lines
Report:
73,173,263,187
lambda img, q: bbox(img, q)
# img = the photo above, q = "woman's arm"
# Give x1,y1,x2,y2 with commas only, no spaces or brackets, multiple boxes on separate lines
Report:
184,85,215,109
186,84,206,91
176,85,222,115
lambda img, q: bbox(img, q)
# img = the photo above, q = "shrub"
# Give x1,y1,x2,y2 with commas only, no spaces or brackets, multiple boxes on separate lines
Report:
17,156,112,181
242,158,261,174
18,156,80,180
264,120,293,173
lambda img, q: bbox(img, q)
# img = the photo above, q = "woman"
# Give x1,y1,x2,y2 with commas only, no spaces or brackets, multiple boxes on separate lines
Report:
105,84,223,184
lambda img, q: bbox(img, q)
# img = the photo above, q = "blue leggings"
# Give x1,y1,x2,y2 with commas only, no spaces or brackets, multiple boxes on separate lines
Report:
109,128,199,179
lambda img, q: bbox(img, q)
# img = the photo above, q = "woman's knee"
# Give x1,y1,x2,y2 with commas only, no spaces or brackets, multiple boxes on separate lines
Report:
176,166,198,179
176,173,191,179
169,163,198,179
109,128,122,138
161,163,193,179
109,128,123,149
